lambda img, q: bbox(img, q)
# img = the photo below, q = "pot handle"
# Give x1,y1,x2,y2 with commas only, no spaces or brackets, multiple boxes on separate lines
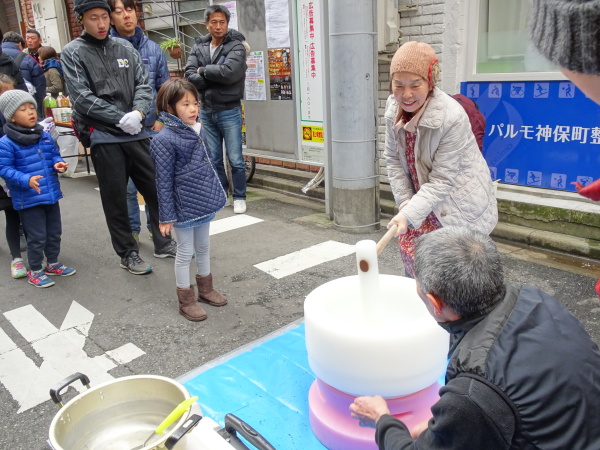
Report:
165,414,203,450
224,413,277,450
49,372,91,408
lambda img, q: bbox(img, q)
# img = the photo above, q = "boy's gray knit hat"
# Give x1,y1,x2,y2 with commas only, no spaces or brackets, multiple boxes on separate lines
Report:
0,90,37,120
529,0,600,74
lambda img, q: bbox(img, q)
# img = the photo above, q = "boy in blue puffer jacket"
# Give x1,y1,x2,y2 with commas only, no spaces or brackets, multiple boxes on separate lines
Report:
0,90,76,288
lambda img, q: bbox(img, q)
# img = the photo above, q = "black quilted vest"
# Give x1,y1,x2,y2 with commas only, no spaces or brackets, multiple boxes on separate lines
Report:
445,285,600,449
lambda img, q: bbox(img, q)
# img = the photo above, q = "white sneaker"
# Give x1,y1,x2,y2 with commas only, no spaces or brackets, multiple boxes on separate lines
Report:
233,199,247,214
224,197,231,207
11,258,27,279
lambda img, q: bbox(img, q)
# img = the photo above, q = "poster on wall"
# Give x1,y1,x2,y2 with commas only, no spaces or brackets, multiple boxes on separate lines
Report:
245,51,266,101
462,81,600,192
268,48,292,100
296,0,324,164
215,1,238,31
265,0,290,48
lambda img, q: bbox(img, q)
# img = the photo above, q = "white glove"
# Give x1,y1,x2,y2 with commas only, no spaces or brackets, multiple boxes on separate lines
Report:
39,117,56,135
117,110,143,135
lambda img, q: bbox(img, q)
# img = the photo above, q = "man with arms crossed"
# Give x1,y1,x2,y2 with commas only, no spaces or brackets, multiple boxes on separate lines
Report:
185,4,248,214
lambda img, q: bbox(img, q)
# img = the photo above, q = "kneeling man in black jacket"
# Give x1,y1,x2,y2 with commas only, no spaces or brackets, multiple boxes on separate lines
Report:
62,0,176,275
351,226,600,449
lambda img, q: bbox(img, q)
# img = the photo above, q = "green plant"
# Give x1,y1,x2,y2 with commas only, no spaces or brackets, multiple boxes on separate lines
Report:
159,37,181,51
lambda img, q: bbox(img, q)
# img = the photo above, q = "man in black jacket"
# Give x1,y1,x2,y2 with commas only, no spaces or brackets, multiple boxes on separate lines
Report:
61,0,176,275
184,4,248,214
350,227,600,449
0,52,27,93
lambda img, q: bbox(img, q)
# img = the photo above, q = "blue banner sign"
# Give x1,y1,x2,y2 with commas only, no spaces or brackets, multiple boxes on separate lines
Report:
460,81,600,192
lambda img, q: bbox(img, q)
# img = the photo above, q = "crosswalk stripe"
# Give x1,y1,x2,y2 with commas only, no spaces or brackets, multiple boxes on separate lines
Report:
4,305,57,342
254,240,355,279
210,214,263,235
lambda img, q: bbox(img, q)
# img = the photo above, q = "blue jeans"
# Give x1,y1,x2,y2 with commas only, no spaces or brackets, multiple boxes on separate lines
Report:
19,203,62,271
127,178,150,234
127,127,156,234
201,106,247,200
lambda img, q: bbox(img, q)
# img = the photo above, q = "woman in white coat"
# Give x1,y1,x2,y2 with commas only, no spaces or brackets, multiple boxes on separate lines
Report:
386,41,497,277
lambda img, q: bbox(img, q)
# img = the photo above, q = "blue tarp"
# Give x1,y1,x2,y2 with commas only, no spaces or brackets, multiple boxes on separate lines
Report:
181,322,327,449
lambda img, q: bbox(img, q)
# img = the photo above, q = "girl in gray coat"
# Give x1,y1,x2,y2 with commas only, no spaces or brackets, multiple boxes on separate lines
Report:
385,41,497,277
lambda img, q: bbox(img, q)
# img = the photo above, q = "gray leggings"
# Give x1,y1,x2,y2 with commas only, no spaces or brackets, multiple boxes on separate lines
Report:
173,222,210,288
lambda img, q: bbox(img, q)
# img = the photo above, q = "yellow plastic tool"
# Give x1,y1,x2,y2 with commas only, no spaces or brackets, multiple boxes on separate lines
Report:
132,396,199,449
155,396,198,434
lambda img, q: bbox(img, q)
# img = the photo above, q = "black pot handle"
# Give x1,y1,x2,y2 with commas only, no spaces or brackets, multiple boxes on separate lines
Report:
165,414,203,450
49,372,91,407
224,413,277,450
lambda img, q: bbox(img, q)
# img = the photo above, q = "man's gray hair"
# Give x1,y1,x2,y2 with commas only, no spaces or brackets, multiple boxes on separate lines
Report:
2,31,25,46
204,4,231,23
414,227,506,319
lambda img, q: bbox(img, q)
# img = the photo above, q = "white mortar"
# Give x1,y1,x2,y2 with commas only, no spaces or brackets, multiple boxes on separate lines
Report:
304,241,449,397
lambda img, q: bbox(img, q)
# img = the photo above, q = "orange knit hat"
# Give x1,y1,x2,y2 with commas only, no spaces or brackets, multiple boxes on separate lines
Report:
390,41,440,87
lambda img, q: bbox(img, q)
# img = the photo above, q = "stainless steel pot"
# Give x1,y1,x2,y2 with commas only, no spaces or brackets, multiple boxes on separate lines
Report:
48,372,201,450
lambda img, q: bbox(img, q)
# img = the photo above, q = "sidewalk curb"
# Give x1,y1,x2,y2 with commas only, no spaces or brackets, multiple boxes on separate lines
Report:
249,165,600,262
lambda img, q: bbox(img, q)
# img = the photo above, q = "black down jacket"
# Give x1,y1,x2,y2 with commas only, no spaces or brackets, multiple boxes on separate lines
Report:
0,51,27,92
184,29,247,112
149,112,226,224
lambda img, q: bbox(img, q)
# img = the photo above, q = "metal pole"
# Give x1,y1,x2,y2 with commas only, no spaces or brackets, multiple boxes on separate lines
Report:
321,0,333,219
328,0,380,233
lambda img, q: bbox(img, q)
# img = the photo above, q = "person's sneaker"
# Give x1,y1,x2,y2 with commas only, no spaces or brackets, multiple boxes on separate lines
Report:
44,262,77,276
11,258,27,279
132,232,140,243
120,251,153,275
27,270,55,288
154,240,177,258
233,199,247,214
224,196,231,207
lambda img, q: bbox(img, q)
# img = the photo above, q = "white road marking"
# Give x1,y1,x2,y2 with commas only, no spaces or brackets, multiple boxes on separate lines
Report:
106,343,146,364
60,300,94,336
210,214,263,235
4,305,56,342
0,301,145,413
254,240,355,279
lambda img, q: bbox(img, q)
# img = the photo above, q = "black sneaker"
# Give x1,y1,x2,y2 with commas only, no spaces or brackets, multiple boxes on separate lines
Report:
154,240,177,258
120,251,153,275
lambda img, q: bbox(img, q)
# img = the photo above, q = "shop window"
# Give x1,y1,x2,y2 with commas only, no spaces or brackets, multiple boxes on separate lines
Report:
476,0,557,74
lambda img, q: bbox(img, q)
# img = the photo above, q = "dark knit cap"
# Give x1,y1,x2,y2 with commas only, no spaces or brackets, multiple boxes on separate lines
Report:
74,0,111,18
529,0,600,74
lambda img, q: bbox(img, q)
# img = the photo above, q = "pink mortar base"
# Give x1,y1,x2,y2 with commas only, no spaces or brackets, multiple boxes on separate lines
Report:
308,378,441,450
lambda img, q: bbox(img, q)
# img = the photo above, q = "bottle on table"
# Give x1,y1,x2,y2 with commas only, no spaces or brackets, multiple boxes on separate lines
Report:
43,93,57,118
58,92,70,107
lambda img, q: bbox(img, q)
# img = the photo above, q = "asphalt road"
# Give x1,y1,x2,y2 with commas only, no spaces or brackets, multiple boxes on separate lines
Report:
1,172,599,449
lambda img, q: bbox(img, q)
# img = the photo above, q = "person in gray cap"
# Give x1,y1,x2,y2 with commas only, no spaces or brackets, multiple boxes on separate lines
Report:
0,89,75,288
529,0,600,298
61,0,177,275
529,0,600,105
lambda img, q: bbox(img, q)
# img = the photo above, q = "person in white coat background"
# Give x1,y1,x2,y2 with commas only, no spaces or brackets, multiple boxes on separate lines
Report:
385,41,497,277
